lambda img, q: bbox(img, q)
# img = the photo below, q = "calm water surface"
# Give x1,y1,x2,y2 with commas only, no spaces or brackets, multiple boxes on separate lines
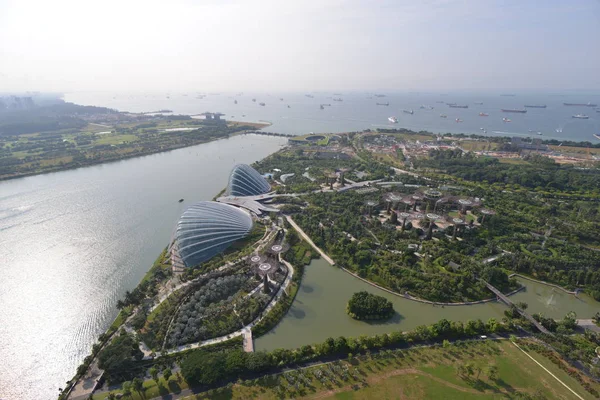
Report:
0,134,287,400
65,91,600,142
255,258,600,351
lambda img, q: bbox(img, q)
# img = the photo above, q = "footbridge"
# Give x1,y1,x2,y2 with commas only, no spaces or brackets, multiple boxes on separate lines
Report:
481,280,552,335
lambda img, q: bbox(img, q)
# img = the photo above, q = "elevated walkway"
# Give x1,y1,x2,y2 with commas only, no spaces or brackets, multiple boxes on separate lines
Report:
481,280,552,335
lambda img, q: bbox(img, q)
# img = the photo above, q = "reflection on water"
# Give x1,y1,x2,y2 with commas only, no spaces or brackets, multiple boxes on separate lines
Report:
255,259,600,352
0,135,286,400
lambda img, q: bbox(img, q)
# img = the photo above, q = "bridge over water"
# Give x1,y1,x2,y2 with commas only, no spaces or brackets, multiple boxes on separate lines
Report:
481,280,552,335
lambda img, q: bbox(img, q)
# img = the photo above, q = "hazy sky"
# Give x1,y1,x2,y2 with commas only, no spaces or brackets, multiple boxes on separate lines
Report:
1,0,599,93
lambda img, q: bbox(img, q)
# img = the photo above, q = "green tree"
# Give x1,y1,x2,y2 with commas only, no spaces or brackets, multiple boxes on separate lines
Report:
163,367,172,382
487,365,498,381
121,381,132,398
149,366,159,384
132,377,144,397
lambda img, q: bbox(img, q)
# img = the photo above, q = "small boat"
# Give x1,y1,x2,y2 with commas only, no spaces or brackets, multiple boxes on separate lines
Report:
538,132,543,135
287,105,291,108
376,102,389,106
593,134,600,140
403,109,414,115
572,114,589,119
474,102,484,105
178,199,184,203
440,114,447,118
252,98,256,102
305,94,314,98
259,102,266,106
503,117,511,122
280,98,284,101
234,100,238,104
388,116,398,123
449,104,468,108
556,128,563,133
479,112,489,117
333,98,343,101
455,118,463,123
320,105,324,110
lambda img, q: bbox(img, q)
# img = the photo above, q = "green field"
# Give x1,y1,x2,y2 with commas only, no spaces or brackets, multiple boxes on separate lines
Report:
104,339,597,400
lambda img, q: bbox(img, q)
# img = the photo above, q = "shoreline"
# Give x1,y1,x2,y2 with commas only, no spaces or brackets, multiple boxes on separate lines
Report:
0,129,275,183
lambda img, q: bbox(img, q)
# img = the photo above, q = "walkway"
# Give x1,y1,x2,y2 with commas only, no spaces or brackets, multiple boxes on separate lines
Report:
511,340,584,400
482,280,552,335
285,216,335,265
242,328,254,352
160,255,295,356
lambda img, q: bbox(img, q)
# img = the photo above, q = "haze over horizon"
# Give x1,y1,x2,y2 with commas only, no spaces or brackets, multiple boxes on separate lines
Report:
1,0,599,93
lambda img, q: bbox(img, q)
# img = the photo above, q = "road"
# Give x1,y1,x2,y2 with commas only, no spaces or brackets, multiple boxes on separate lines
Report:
285,215,335,265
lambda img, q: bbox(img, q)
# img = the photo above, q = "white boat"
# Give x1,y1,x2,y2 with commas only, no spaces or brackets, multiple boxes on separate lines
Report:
440,114,447,118
388,116,398,123
503,117,511,122
455,118,463,123
572,114,589,119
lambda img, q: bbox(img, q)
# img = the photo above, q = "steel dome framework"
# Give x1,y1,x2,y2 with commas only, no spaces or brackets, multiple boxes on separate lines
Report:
172,201,253,268
225,164,271,197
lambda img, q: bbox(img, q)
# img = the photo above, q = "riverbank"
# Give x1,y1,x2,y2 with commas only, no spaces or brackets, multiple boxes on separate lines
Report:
0,116,264,181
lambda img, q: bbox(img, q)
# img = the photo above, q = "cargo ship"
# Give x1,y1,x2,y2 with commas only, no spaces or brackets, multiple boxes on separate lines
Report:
524,104,546,108
572,114,589,119
449,104,468,108
333,98,343,102
259,102,265,106
564,102,597,107
479,112,489,117
403,109,414,115
501,109,527,113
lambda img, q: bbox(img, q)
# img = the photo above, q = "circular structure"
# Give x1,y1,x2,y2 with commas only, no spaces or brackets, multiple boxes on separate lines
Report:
271,244,283,252
304,135,326,141
414,213,425,219
452,218,465,224
171,201,253,268
424,189,442,199
412,194,423,201
225,164,271,197
426,213,441,220
399,212,411,218
458,199,473,206
250,255,263,263
259,263,272,272
365,200,378,207
385,193,402,202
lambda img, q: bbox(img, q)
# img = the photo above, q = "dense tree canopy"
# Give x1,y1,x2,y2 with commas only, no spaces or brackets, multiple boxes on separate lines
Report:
346,291,394,320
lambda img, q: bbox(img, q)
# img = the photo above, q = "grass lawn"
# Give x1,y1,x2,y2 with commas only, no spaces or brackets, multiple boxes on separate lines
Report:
171,339,598,400
93,376,189,400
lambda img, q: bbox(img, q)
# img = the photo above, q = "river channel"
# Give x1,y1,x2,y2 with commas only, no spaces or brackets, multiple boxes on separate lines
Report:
255,258,600,351
0,134,287,400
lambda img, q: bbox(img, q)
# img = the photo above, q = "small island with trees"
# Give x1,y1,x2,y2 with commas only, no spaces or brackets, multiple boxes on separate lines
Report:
346,291,395,321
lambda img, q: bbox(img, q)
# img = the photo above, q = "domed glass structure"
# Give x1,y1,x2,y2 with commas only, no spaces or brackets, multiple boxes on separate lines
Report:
171,201,253,268
225,164,271,197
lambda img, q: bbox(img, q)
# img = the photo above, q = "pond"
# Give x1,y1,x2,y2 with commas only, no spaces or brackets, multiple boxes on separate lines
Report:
255,258,600,351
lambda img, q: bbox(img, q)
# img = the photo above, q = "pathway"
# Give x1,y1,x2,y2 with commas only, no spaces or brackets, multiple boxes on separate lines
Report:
511,341,585,400
160,255,295,356
285,216,335,265
482,280,552,335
